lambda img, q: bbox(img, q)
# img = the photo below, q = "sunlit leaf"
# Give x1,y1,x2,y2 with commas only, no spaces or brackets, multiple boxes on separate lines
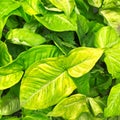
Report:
104,83,120,117
49,0,75,16
104,42,120,78
100,8,120,34
0,0,20,38
6,28,46,47
94,26,119,48
88,98,103,116
0,45,62,90
88,0,102,8
20,47,103,109
35,12,77,32
21,0,46,15
67,47,103,77
48,94,89,120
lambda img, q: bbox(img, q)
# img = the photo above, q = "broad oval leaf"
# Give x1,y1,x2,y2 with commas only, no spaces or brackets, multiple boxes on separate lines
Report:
20,47,103,110
48,94,89,120
94,26,119,49
104,83,120,117
0,45,62,90
6,28,46,47
20,58,76,109
0,41,12,67
49,0,75,16
67,47,103,78
35,12,77,32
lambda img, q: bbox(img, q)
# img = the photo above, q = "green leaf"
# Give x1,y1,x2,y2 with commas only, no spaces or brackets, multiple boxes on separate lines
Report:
75,0,89,15
0,0,20,38
16,45,63,70
1,117,20,120
94,26,119,49
0,45,62,90
88,0,102,8
73,73,90,95
0,41,12,67
22,112,50,120
49,34,73,55
88,98,103,116
83,21,104,47
21,0,46,15
20,58,76,109
0,85,20,115
104,83,120,117
104,42,120,78
20,47,103,110
77,14,89,45
0,62,24,90
6,28,46,47
35,12,77,32
48,94,89,120
67,47,103,78
100,8,120,34
49,0,75,16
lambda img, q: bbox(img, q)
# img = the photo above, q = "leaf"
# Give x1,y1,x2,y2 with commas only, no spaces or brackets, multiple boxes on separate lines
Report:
88,0,102,8
0,41,12,67
22,112,50,120
73,73,90,95
67,47,103,78
16,45,63,70
49,0,75,16
94,26,119,49
35,12,77,32
77,14,89,45
48,94,89,120
21,0,46,15
83,21,104,47
75,0,89,15
20,58,76,109
0,0,20,38
48,34,72,55
20,47,103,110
0,45,62,90
104,42,120,78
88,98,103,116
6,28,46,47
104,83,120,117
0,62,24,90
100,8,120,34
0,85,20,115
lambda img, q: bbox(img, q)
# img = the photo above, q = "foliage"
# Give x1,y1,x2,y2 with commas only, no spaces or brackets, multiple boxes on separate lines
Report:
1,0,120,119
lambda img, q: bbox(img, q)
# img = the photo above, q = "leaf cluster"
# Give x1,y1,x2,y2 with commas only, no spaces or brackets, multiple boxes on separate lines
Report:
1,0,120,120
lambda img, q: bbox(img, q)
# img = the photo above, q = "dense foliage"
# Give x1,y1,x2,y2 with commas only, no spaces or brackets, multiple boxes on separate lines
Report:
1,0,120,119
